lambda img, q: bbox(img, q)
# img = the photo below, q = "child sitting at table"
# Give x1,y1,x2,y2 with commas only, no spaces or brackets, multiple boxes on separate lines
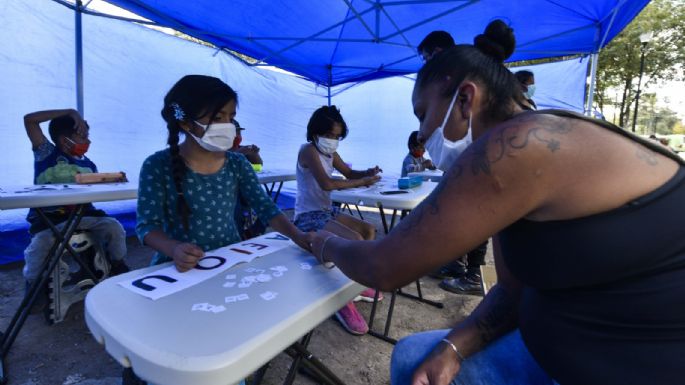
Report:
136,74,311,269
294,105,382,335
401,130,435,177
230,119,263,168
22,109,129,300
230,120,266,239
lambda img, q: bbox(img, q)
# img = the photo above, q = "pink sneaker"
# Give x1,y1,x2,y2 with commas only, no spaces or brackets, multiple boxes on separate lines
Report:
354,288,384,303
335,302,369,335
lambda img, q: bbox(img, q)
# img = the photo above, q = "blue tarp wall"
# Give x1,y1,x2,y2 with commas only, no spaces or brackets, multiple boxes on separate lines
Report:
0,0,603,264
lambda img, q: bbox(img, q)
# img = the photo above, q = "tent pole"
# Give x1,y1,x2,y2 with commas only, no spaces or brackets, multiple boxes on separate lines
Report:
327,65,332,106
585,52,599,116
75,0,84,115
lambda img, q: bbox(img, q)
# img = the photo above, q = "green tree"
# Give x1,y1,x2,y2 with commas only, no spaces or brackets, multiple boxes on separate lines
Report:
595,0,685,129
636,93,680,135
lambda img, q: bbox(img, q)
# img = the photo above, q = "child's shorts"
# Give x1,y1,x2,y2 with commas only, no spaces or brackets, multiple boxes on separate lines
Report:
293,207,339,232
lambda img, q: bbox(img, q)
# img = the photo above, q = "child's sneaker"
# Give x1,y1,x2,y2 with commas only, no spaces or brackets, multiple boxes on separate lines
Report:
353,288,383,303
334,302,369,335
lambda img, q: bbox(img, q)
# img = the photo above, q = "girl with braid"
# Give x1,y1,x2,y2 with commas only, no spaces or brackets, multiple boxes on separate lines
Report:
135,75,311,271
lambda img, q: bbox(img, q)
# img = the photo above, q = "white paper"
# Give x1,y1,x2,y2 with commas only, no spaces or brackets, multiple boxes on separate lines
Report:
119,232,293,300
260,291,278,301
299,263,312,270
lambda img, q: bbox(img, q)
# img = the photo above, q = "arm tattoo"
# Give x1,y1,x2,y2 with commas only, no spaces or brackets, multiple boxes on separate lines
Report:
471,119,573,177
397,116,573,234
474,284,518,344
396,164,463,234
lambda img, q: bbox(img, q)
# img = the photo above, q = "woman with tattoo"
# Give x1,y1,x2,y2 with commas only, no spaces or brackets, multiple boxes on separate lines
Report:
310,20,685,385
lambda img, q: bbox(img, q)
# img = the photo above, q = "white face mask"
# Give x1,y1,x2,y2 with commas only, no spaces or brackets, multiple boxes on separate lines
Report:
188,121,236,152
524,84,536,99
316,137,339,155
424,90,473,171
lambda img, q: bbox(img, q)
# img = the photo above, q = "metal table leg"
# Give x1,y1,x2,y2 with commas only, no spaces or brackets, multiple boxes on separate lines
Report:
0,205,87,382
364,206,443,346
283,331,346,385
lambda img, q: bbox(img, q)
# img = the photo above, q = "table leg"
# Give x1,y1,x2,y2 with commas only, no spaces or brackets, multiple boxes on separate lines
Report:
262,183,274,197
397,285,444,309
389,209,398,230
0,206,85,383
364,207,443,346
283,332,312,384
377,204,389,234
283,331,346,385
36,209,99,282
286,339,346,385
273,181,284,203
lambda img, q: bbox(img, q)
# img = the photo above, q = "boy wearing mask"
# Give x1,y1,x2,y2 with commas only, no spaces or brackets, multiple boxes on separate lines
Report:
402,131,435,177
22,109,129,300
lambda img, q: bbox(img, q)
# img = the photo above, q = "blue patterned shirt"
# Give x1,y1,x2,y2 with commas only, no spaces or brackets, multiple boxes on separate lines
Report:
136,149,281,265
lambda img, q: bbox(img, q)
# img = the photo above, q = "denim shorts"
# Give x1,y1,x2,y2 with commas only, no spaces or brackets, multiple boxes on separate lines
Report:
293,207,339,232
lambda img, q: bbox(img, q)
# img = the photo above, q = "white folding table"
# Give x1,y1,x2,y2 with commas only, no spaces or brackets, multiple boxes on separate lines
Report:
330,179,443,344
85,244,363,385
255,169,296,203
0,182,138,382
330,178,438,233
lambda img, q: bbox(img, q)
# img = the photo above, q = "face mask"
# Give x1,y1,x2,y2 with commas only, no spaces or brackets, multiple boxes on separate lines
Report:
316,137,339,155
411,149,425,158
424,90,473,171
524,84,536,99
188,121,236,152
232,135,242,149
65,137,90,157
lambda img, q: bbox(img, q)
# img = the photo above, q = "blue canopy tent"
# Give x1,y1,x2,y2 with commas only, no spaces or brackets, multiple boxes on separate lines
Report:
95,0,648,98
0,0,647,265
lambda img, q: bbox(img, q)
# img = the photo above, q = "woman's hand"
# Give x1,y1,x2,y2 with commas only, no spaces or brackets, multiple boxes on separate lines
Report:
171,242,205,272
411,342,462,385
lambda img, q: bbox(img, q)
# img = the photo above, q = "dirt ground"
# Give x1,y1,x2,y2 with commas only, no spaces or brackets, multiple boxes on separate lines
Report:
0,208,491,385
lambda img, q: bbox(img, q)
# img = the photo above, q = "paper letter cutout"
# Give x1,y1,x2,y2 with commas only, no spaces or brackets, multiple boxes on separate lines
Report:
132,275,178,291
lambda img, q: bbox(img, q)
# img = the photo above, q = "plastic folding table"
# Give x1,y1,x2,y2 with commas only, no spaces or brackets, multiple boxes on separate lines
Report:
330,179,444,344
0,182,138,383
85,244,363,385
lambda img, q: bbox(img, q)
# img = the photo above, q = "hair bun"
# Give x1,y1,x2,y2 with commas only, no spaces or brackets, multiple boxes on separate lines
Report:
473,19,515,63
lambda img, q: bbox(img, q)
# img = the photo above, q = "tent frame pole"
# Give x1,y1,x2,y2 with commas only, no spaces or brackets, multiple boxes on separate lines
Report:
585,52,599,116
75,0,84,115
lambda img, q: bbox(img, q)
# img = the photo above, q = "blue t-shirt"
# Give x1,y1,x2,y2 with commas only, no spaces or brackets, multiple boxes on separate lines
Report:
136,149,281,266
26,142,106,234
401,153,427,177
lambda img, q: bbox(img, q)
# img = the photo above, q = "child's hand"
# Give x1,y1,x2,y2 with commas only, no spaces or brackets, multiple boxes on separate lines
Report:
367,166,383,176
68,110,89,137
423,159,435,169
294,231,315,253
361,175,381,186
171,242,205,272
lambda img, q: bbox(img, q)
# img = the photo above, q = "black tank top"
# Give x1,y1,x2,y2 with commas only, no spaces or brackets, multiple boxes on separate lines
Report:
498,110,685,385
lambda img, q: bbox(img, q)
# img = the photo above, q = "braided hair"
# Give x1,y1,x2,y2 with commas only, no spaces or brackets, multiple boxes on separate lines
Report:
161,75,238,230
416,20,529,123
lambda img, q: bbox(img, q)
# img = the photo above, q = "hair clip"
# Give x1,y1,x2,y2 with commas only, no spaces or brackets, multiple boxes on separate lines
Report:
171,103,185,121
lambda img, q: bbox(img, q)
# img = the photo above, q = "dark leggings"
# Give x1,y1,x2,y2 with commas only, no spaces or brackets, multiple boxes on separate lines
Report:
466,241,488,274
